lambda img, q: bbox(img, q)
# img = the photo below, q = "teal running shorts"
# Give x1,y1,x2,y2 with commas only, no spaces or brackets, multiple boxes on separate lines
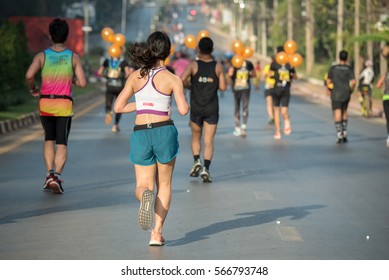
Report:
129,124,179,166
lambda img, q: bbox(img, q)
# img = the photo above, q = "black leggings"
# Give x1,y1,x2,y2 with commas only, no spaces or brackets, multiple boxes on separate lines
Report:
233,90,250,127
106,90,122,125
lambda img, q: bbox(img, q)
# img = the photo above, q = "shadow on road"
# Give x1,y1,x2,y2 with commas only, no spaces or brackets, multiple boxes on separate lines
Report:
167,204,325,247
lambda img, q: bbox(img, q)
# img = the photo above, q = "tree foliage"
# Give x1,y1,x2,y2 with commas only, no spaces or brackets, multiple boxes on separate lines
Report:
0,21,31,110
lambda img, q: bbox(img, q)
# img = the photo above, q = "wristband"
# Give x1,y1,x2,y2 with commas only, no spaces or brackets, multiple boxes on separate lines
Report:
30,85,37,93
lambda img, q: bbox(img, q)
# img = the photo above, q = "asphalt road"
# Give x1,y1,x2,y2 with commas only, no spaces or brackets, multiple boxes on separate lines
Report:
0,77,389,260
1,0,388,270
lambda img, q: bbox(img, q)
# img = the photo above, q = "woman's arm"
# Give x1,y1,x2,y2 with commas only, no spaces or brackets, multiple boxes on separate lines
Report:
172,74,190,116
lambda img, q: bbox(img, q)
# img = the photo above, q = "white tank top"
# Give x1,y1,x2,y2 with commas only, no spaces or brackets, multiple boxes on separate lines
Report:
135,67,171,116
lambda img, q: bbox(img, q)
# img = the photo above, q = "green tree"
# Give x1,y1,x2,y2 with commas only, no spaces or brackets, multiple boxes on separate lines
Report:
0,21,31,109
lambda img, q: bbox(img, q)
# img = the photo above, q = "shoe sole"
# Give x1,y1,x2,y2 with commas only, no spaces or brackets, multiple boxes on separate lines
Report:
190,165,202,177
49,181,64,194
139,190,154,230
201,173,212,183
149,240,165,246
43,179,54,190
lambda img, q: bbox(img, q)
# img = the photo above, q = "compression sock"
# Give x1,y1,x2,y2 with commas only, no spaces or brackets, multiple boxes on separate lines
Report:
342,120,348,136
335,121,343,138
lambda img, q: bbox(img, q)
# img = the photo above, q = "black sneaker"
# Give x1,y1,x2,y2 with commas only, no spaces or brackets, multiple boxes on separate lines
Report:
189,159,202,177
200,167,213,183
50,176,64,194
42,174,56,190
342,131,348,143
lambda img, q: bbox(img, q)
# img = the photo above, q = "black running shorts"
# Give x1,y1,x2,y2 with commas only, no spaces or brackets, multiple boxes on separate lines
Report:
40,116,72,145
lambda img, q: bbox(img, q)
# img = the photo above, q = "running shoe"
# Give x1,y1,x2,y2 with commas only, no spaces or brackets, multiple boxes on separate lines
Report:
112,125,120,133
105,111,113,125
336,132,343,144
189,158,202,177
342,131,348,143
42,173,56,190
233,127,241,136
241,124,247,137
336,136,343,144
284,125,292,135
49,176,64,194
386,136,389,148
149,231,166,246
138,189,154,230
200,167,213,183
273,133,281,140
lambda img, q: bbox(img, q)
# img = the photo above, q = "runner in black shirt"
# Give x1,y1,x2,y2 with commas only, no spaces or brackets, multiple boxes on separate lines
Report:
181,37,227,182
269,46,297,140
325,50,356,143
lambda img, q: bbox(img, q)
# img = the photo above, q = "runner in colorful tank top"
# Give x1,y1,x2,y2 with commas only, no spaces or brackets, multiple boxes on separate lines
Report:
25,18,86,194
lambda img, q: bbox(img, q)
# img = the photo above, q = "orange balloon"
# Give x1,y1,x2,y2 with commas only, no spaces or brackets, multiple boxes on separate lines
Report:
242,47,254,58
275,51,289,65
101,27,114,42
232,40,245,55
164,56,170,66
184,34,197,49
231,54,244,68
113,33,126,47
197,29,210,41
289,53,303,68
284,40,297,55
170,44,175,55
108,44,122,58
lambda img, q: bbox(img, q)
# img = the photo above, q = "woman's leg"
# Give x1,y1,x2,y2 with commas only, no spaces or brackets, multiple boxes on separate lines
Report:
151,159,176,241
134,164,157,230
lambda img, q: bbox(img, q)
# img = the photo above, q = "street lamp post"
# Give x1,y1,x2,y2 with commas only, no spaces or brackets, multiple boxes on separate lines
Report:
82,0,92,80
121,0,127,35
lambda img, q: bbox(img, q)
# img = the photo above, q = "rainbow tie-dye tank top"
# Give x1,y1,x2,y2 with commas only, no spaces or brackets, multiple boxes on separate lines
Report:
39,48,74,116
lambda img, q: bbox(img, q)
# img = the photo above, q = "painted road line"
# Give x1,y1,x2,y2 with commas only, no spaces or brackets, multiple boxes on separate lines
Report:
254,191,274,200
276,225,303,241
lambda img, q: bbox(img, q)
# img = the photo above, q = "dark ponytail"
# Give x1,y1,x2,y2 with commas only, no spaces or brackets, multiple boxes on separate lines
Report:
128,31,171,78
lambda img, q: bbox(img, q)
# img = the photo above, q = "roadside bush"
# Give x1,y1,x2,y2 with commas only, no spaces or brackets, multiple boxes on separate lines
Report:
0,21,31,110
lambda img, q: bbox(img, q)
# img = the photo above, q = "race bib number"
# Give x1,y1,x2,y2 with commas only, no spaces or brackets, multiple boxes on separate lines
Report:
107,68,121,79
234,68,249,90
